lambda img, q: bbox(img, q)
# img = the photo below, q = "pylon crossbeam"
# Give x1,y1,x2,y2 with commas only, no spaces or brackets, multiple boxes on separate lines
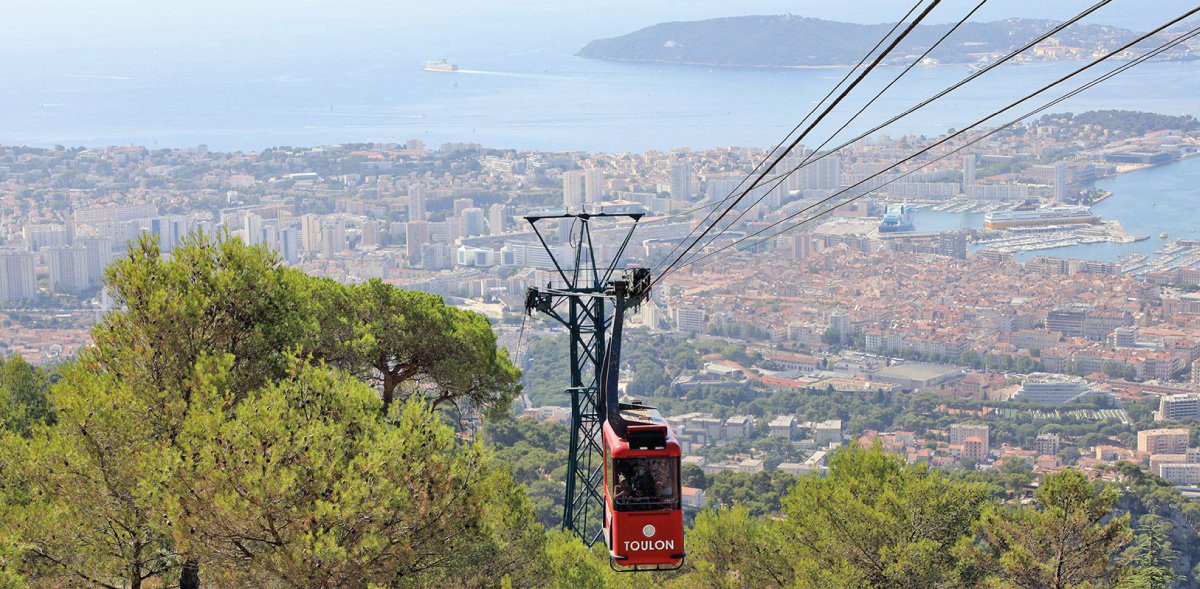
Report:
522,213,644,545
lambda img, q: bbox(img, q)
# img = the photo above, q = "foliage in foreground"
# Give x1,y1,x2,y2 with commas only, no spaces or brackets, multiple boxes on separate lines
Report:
0,233,527,588
508,444,1170,589
0,233,1189,587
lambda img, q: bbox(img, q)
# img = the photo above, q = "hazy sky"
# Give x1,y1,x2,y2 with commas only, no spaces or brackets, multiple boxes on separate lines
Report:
5,0,1197,54
4,0,1196,150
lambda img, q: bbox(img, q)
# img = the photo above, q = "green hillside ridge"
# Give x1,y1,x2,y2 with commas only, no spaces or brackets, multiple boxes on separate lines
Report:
578,16,1187,68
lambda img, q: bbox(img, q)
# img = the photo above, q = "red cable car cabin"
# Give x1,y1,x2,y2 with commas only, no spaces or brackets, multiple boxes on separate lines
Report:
602,403,684,571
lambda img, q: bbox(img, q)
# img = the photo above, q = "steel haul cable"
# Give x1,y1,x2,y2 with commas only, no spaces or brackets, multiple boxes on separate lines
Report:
654,0,945,283
649,0,933,273
668,18,1200,277
682,0,990,258
646,0,1117,250
678,24,1200,275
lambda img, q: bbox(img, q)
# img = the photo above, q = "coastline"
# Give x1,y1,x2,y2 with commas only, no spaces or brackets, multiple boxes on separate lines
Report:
574,55,1197,72
1087,151,1199,191
1020,155,1200,262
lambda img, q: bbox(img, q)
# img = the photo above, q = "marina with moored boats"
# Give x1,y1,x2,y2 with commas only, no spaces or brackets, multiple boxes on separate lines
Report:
1119,240,1200,275
972,220,1143,254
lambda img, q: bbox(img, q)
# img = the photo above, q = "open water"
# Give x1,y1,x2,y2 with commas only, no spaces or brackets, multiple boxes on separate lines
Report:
3,1,1200,153
3,1,1197,261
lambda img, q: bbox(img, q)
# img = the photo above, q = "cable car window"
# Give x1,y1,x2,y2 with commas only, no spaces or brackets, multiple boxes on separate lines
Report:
611,457,678,511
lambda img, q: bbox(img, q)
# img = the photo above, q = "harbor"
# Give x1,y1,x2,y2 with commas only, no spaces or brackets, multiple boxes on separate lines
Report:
973,221,1143,254
906,155,1200,263
1120,240,1200,276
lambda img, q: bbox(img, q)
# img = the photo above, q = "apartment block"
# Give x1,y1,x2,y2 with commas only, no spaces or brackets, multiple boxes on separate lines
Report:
1137,428,1191,454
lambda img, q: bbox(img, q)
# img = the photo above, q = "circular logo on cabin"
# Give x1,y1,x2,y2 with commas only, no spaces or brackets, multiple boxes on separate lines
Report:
642,524,656,538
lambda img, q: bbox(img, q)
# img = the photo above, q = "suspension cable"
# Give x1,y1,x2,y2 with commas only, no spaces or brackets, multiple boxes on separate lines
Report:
646,0,1116,250
678,0,991,262
668,18,1200,277
654,0,945,283
648,0,933,273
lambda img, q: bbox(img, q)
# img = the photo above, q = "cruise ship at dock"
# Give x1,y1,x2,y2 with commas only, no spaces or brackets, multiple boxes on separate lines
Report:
878,203,915,233
983,206,1099,230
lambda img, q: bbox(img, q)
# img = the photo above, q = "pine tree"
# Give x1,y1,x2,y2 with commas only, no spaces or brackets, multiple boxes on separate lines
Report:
1119,513,1177,589
974,469,1133,588
775,443,988,588
169,360,543,587
309,278,521,412
686,506,792,588
1,234,535,586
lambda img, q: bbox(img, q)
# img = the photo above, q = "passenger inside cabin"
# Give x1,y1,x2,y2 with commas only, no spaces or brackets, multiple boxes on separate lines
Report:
613,458,677,510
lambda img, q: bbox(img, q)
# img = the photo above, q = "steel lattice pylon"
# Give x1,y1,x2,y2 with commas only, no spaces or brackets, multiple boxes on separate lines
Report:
523,212,643,544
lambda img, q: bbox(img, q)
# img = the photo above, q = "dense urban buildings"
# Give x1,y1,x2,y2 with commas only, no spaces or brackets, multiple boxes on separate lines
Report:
1,110,1199,493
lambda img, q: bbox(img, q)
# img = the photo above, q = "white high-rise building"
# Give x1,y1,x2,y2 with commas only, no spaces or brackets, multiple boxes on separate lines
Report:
706,174,741,202
488,203,507,236
963,153,977,188
74,203,157,227
829,311,849,342
0,250,36,302
405,221,430,266
813,155,842,190
300,214,322,254
79,236,115,286
766,182,785,210
1053,163,1070,203
427,220,451,244
1157,463,1200,485
408,185,428,222
563,170,585,210
421,242,453,270
96,221,141,252
671,162,693,199
321,217,347,257
1158,393,1200,422
1112,326,1138,348
780,150,808,193
273,221,301,264
149,215,189,252
462,207,487,237
444,216,465,243
782,151,842,191
584,169,605,204
23,223,72,251
672,306,705,333
360,220,381,248
453,198,475,218
242,212,265,246
46,245,89,293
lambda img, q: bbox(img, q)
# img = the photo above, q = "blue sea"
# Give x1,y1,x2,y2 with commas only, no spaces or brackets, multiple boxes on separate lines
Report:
3,0,1200,153
1,0,1197,259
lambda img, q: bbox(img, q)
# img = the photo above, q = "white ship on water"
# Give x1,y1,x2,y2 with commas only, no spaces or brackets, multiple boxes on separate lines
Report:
423,59,458,73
